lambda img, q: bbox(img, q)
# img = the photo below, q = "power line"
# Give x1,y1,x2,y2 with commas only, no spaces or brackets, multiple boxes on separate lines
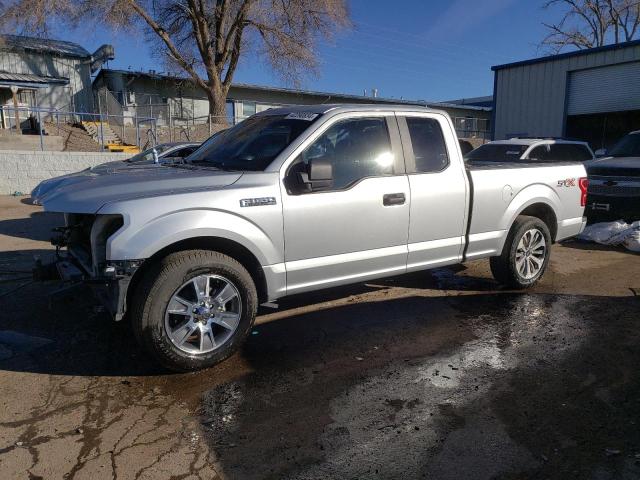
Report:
319,51,487,90
321,38,489,70
355,20,513,61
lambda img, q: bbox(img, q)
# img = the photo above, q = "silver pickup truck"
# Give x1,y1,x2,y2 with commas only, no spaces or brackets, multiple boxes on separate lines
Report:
33,105,588,371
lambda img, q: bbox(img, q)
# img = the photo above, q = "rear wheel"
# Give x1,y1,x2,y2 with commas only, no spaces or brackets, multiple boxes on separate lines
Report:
490,215,552,289
131,250,257,372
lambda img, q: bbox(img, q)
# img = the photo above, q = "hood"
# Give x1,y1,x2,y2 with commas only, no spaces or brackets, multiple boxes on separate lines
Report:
35,163,243,214
586,156,640,177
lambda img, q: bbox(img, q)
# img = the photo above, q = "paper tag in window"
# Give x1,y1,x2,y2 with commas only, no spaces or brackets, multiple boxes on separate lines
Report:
285,112,319,121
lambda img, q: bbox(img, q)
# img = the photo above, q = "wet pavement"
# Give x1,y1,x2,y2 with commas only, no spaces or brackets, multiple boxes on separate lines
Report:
1,196,640,479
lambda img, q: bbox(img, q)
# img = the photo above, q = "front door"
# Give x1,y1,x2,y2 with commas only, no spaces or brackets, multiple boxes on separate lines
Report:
281,113,410,295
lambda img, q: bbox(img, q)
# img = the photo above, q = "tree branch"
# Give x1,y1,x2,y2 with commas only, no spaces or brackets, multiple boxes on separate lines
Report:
125,0,208,91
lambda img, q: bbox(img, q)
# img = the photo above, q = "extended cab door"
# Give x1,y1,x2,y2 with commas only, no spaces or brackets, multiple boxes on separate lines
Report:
280,112,410,295
396,113,469,271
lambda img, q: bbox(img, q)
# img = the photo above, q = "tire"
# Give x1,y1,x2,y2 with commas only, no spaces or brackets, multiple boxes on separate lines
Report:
131,250,257,372
490,215,552,289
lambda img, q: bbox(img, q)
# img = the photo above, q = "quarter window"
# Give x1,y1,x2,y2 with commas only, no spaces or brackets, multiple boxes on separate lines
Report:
405,117,449,172
295,117,394,191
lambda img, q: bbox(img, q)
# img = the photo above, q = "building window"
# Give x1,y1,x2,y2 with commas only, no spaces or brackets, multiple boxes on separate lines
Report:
242,101,256,118
226,101,234,124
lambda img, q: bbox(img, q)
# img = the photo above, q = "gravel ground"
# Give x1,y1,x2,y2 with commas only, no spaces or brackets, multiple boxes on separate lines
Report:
0,196,639,479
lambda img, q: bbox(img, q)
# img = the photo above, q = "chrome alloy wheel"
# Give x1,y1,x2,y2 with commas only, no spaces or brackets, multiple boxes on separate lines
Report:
164,274,242,355
515,228,547,280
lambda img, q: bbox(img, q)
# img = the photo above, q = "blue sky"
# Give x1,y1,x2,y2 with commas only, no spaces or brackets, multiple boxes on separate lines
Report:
58,0,564,102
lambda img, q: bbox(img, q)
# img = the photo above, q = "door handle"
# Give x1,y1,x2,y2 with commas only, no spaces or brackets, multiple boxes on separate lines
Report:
383,193,406,206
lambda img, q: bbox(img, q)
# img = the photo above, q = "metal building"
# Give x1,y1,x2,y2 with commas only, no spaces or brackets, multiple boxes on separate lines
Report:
0,35,113,131
492,39,640,148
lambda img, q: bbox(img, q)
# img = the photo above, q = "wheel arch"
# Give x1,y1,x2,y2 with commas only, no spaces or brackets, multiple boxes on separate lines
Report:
127,236,270,317
501,184,561,245
517,203,558,241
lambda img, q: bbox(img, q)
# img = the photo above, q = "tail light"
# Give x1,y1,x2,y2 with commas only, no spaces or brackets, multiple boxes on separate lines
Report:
578,177,589,207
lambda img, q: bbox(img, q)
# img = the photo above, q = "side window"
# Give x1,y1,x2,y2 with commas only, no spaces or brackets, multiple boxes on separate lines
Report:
405,117,449,172
295,117,394,191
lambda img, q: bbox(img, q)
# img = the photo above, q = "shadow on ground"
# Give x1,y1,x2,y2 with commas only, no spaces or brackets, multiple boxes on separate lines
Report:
0,211,63,242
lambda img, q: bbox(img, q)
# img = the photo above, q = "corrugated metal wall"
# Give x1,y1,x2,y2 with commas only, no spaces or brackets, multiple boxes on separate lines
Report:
493,43,640,140
0,50,93,112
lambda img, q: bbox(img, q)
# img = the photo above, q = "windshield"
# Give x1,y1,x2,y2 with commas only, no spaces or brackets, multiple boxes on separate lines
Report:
187,114,318,170
127,144,176,163
464,144,528,162
608,133,640,157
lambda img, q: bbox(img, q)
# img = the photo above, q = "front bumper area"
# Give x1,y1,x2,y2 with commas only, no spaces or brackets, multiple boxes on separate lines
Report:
34,251,143,321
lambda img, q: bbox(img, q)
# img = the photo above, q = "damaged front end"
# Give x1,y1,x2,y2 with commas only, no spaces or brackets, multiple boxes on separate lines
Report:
33,213,143,321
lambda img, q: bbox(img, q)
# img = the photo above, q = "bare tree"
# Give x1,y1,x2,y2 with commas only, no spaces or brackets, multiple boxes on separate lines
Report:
0,0,350,123
541,0,640,52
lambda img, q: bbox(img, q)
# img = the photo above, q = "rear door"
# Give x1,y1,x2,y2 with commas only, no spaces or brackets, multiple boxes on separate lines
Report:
280,112,410,294
397,112,468,271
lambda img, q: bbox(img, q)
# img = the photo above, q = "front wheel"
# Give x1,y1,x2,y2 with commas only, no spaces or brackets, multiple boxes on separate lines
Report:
131,250,257,372
490,215,552,289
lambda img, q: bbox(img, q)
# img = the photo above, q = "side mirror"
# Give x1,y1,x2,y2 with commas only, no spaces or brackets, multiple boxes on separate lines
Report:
290,158,333,193
305,158,333,191
594,148,607,157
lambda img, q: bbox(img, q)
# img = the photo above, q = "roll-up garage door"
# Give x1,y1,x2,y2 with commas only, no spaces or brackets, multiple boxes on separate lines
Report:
567,61,640,116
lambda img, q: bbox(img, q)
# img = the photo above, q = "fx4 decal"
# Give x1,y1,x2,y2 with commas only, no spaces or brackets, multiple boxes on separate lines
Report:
557,178,576,187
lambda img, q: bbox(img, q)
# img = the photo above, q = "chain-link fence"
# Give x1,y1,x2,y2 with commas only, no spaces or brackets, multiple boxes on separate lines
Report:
0,104,157,152
94,90,229,145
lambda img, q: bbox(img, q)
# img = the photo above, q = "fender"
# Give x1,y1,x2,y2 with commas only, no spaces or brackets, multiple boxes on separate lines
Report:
105,208,283,267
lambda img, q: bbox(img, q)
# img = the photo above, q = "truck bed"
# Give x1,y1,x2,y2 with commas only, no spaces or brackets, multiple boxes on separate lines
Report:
463,161,587,261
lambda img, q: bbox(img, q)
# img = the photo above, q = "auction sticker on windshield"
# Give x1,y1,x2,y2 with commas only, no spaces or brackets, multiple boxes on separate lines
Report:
285,112,319,121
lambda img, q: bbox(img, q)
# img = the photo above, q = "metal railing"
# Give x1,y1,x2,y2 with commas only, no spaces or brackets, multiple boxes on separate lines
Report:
0,105,157,151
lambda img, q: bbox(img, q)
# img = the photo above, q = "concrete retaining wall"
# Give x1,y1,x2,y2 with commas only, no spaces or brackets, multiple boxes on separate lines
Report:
0,150,130,195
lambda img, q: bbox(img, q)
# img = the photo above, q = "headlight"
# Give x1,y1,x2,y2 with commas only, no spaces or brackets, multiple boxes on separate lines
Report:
90,214,124,274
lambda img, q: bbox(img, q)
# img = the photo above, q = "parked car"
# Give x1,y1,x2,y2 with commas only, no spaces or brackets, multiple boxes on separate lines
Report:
33,105,588,371
125,142,201,164
31,142,201,204
465,138,594,164
585,130,640,223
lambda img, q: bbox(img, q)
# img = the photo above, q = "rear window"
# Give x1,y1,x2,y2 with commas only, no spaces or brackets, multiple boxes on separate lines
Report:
464,144,528,162
528,144,593,162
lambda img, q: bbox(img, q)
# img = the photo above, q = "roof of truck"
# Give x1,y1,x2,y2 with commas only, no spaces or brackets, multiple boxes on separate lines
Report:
255,103,444,116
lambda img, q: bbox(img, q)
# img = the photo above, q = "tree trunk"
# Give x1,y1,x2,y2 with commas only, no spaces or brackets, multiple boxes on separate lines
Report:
206,86,229,127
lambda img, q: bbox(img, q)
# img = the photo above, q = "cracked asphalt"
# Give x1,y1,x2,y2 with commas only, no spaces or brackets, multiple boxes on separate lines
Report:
1,196,639,479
